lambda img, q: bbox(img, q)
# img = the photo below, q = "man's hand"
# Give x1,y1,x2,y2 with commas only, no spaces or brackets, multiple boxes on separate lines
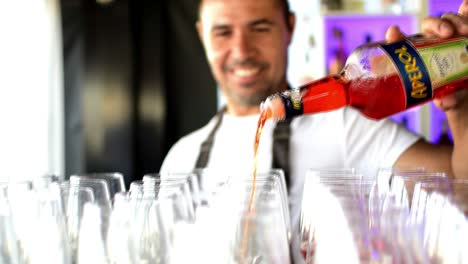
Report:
385,1,468,112
388,1,468,179
424,2,468,111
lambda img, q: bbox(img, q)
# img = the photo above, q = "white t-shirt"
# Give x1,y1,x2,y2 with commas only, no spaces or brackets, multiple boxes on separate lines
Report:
160,106,420,261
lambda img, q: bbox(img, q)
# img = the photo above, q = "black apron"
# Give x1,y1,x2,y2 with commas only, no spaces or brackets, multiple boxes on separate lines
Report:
194,108,292,190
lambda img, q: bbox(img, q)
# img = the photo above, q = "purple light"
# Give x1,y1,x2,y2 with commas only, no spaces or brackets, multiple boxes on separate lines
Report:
324,14,417,73
429,0,460,17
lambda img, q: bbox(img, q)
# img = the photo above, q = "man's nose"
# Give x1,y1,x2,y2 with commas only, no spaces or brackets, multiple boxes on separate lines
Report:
231,32,254,59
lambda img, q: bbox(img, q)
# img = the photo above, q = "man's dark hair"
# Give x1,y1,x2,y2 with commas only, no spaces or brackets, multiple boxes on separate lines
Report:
196,0,292,30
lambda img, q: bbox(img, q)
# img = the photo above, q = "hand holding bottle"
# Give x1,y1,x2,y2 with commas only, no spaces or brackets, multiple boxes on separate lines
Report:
386,9,468,112
262,34,468,121
385,1,468,179
260,1,468,179
422,10,468,146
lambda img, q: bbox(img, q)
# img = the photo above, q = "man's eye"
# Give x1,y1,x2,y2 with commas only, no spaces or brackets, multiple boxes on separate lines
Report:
214,30,231,37
253,27,270,32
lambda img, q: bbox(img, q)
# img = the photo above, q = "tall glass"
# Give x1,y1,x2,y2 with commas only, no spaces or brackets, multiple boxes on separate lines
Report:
228,177,291,264
0,185,20,264
71,172,125,201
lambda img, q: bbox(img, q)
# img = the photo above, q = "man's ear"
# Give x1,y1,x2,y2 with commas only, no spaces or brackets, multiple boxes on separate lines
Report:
288,13,296,34
196,21,204,44
287,13,296,43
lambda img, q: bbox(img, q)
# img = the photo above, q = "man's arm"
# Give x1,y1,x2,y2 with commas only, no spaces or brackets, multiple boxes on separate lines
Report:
395,139,453,176
392,1,468,178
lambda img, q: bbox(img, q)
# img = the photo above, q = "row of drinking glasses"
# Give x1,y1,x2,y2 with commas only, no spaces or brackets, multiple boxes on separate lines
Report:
106,169,292,264
163,169,291,264
0,173,126,264
0,169,292,264
300,168,468,264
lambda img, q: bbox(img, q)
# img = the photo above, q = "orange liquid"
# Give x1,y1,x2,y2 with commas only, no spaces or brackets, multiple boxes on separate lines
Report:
300,73,468,120
240,109,269,261
300,241,316,264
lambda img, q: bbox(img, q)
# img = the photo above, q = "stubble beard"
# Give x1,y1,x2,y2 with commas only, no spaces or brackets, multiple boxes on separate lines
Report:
223,81,278,107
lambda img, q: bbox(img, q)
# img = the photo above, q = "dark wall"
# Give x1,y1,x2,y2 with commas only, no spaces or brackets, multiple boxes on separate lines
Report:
165,0,218,144
61,0,216,187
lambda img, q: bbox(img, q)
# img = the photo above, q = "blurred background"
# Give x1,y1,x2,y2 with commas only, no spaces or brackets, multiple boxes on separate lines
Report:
0,0,460,186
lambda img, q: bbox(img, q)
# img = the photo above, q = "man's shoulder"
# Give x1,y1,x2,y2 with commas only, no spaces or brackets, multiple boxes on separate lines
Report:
160,116,219,173
171,115,219,149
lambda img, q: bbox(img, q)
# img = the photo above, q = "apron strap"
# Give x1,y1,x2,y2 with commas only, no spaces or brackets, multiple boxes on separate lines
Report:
195,107,225,168
272,119,292,191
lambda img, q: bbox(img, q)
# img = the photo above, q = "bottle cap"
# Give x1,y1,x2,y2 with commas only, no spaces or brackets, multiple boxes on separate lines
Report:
261,94,286,121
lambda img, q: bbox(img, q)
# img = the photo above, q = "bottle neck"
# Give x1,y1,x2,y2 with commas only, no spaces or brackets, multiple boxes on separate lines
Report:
290,74,349,117
262,74,349,120
280,89,304,119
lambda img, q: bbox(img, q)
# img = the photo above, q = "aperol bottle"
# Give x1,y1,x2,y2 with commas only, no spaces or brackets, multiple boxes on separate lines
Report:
261,35,468,120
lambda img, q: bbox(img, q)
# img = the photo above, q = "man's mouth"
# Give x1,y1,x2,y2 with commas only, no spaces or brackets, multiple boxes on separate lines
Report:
225,59,267,84
232,68,261,78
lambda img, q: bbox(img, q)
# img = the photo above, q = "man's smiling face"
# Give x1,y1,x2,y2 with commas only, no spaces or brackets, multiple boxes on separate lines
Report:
197,0,293,114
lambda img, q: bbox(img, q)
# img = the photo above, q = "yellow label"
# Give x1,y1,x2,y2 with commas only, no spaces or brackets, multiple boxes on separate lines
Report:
394,45,428,99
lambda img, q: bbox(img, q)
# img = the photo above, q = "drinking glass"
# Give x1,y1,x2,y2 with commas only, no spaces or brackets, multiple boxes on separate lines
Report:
32,181,71,264
371,168,435,263
0,185,20,264
128,180,143,201
61,182,95,262
133,194,174,264
7,180,37,262
69,176,112,221
389,172,447,210
72,172,125,200
107,192,137,264
370,167,427,217
68,176,112,262
255,170,289,229
300,168,361,263
77,203,108,264
192,168,232,206
412,179,468,263
228,180,291,264
161,172,202,209
4,178,72,264
371,168,438,232
142,174,196,222
311,186,361,264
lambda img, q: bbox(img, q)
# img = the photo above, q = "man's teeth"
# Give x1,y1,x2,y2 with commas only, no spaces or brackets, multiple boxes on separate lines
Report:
234,68,259,77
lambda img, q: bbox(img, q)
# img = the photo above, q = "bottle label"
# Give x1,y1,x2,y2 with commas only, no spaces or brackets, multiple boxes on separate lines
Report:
280,91,303,119
380,40,432,108
417,38,468,89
